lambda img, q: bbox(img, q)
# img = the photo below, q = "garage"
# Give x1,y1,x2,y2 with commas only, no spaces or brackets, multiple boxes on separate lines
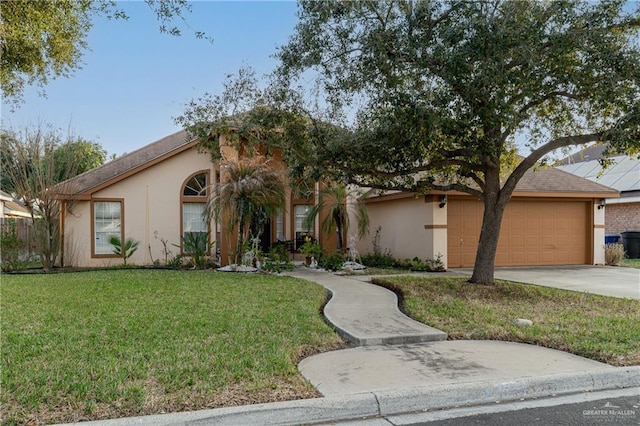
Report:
447,198,590,268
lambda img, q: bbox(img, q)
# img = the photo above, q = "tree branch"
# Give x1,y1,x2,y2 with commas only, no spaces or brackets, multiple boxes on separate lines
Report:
502,132,603,195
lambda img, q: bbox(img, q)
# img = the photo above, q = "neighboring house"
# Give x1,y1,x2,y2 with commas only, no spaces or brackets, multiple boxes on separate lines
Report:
556,144,640,237
53,129,619,269
0,190,31,219
352,168,618,268
52,130,339,267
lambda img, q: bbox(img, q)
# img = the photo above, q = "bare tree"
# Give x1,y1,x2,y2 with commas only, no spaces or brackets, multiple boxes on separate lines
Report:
1,124,104,269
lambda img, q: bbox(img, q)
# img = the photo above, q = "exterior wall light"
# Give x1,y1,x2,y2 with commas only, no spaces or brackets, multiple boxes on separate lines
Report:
439,196,447,208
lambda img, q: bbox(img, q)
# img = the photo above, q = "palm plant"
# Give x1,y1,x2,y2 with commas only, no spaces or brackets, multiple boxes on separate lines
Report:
305,183,369,251
207,156,285,266
109,236,139,265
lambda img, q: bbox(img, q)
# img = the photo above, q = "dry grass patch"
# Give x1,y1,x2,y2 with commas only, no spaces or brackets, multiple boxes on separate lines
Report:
373,276,640,367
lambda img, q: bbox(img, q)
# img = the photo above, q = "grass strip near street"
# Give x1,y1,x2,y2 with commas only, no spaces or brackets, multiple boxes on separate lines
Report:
373,275,640,367
1,270,344,425
621,258,640,269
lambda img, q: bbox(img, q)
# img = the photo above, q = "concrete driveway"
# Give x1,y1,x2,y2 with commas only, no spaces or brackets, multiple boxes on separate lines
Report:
452,266,640,299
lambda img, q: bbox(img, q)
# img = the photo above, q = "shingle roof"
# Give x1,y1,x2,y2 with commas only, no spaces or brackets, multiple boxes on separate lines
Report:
53,130,194,197
365,166,618,201
556,144,609,166
515,167,618,194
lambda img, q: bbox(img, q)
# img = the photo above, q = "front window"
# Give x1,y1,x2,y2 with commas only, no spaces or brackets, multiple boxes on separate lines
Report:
294,205,313,249
94,200,122,255
182,202,207,253
275,211,284,241
181,171,209,254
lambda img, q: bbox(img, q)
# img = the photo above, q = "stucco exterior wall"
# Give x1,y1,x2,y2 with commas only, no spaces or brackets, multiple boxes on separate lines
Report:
357,196,446,263
63,148,214,267
605,202,640,236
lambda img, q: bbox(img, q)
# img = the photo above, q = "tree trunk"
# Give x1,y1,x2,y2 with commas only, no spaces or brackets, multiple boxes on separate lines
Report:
469,194,509,285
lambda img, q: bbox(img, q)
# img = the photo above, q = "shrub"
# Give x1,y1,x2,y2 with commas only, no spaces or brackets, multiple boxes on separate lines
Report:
109,236,139,265
408,254,446,272
1,220,30,272
605,243,625,266
263,244,294,273
361,226,398,268
360,251,398,268
319,251,345,271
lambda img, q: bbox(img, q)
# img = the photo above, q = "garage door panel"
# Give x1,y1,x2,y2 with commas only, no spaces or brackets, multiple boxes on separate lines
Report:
448,199,589,267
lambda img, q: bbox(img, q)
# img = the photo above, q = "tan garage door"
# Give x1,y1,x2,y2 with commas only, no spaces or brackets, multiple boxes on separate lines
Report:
448,198,590,267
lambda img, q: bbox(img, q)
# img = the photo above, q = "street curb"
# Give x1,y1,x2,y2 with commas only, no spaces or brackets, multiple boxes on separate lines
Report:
61,366,640,426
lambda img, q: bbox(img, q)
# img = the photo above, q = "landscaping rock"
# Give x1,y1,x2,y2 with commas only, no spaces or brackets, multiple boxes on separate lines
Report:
513,318,534,327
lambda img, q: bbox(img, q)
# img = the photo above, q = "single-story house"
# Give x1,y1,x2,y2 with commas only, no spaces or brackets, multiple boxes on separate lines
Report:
1,190,31,219
352,168,618,268
52,130,339,267
53,130,619,269
556,144,640,237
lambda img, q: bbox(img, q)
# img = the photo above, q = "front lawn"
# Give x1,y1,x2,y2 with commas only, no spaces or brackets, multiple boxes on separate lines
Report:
373,276,640,367
1,270,344,425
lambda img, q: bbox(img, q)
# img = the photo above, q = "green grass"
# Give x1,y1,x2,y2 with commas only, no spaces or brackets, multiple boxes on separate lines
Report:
373,276,640,367
1,270,344,425
621,258,640,269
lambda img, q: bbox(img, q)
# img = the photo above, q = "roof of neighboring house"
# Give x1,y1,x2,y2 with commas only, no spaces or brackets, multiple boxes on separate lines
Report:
53,130,196,198
556,144,640,193
0,190,31,218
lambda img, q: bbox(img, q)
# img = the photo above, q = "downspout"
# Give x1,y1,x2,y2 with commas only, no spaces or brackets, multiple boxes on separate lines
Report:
60,200,66,267
146,185,151,264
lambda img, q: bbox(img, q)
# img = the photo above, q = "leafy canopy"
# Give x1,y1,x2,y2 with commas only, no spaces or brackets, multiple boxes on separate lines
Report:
0,0,209,106
275,0,640,197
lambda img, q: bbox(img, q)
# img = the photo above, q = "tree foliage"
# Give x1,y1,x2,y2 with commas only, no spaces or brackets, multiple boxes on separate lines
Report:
177,1,640,284
52,139,107,183
0,0,208,106
274,0,640,283
304,183,369,251
0,124,107,269
207,156,286,266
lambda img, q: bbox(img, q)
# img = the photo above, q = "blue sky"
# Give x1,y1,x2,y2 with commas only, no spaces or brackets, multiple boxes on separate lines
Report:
1,1,299,157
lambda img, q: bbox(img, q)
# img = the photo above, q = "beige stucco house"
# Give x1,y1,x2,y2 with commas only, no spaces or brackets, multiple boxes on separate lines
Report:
353,168,618,268
54,130,618,268
53,130,338,267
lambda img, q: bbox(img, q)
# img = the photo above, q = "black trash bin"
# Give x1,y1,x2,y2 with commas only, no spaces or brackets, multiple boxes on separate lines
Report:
621,231,640,259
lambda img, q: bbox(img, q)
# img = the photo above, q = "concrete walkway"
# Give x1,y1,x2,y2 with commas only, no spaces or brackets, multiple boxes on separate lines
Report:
287,267,446,345
61,267,640,426
287,268,626,398
453,265,640,299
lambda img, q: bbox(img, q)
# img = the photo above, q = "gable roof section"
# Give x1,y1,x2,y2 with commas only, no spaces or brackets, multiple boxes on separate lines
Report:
0,190,31,218
513,167,618,195
53,130,197,199
364,167,618,203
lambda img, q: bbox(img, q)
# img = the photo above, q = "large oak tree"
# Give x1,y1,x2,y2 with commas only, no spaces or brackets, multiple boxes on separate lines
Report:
270,0,640,284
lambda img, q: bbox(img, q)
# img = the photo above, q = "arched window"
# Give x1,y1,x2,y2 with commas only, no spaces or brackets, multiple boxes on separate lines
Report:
181,171,209,254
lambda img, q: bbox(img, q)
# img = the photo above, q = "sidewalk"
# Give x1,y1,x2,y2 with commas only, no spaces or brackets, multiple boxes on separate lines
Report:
62,267,640,425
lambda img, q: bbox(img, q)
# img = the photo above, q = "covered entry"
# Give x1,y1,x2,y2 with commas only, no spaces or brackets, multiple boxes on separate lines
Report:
447,198,590,268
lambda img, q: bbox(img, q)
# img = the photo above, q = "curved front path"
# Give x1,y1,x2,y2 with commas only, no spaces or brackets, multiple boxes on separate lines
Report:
286,267,617,398
286,267,447,345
